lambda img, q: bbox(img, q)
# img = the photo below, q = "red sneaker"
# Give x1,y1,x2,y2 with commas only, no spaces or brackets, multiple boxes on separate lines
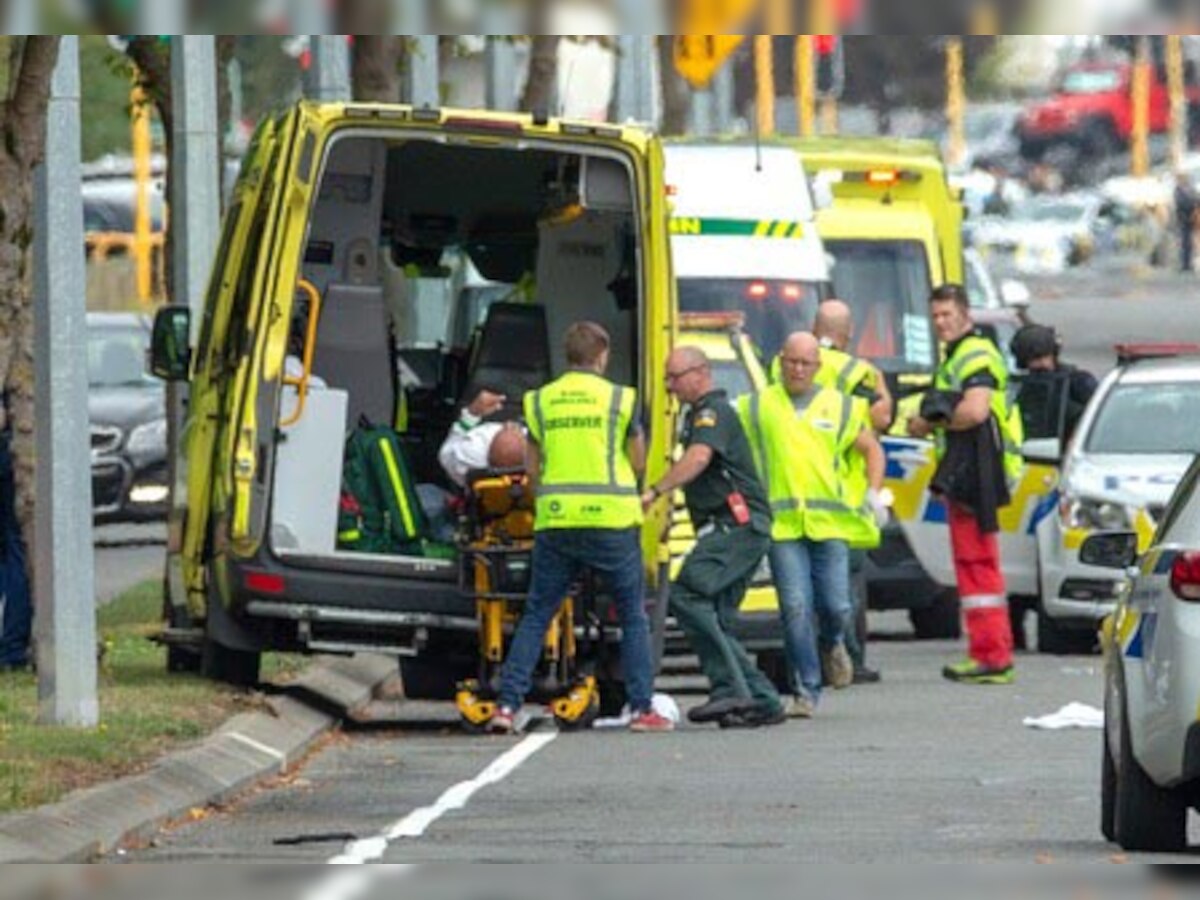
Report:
629,709,675,733
489,707,516,735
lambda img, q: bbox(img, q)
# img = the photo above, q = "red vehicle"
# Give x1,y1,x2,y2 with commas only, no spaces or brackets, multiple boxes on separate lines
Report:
1018,61,1200,161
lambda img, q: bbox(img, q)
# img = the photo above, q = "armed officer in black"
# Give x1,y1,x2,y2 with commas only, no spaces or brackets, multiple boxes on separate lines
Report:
643,347,783,729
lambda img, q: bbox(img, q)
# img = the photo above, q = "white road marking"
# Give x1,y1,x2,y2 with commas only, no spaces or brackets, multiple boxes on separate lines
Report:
317,731,558,872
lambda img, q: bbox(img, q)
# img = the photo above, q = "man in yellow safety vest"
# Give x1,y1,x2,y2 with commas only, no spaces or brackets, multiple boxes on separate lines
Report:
490,322,673,734
740,332,887,719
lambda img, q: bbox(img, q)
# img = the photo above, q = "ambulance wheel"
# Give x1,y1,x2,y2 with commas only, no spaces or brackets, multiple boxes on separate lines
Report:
909,589,961,640
167,644,202,674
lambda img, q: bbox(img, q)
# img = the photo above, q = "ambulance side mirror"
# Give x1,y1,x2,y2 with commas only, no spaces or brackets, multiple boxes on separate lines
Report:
149,306,192,382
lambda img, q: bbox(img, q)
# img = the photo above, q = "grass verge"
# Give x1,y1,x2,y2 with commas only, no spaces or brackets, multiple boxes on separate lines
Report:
0,580,307,814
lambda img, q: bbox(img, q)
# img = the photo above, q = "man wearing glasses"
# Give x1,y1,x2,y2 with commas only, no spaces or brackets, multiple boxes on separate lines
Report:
643,347,784,729
740,332,886,719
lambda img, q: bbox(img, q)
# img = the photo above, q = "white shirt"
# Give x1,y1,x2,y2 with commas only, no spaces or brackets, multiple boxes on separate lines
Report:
438,409,504,489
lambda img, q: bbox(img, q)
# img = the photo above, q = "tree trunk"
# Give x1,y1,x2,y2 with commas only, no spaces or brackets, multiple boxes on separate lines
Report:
351,36,401,102
658,37,691,136
521,36,560,115
0,36,61,559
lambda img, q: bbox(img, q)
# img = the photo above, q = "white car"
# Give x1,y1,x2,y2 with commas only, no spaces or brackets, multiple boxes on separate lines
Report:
1086,456,1200,851
1034,353,1200,655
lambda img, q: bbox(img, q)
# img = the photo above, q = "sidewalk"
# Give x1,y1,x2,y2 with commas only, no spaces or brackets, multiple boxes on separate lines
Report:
0,654,400,863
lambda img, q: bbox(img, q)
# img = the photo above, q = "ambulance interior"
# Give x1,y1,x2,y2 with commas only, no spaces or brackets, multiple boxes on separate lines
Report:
270,134,643,563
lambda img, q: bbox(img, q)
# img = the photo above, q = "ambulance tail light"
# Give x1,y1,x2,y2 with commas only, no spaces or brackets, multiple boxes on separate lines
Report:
842,169,923,187
746,282,770,300
244,570,287,597
781,284,803,304
1170,552,1200,602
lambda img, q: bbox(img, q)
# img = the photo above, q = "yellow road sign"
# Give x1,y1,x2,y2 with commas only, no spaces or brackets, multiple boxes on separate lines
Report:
674,35,747,89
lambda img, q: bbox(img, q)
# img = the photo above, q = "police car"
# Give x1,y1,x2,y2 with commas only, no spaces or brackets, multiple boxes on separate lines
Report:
1082,454,1200,851
1032,347,1200,655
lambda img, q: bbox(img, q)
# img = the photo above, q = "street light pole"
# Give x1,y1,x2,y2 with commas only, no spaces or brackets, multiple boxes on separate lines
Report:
1167,34,1187,172
1131,36,1152,178
33,36,97,728
755,36,775,137
945,37,967,170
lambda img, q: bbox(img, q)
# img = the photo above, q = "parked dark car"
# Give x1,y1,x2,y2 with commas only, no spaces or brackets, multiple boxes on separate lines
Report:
87,312,168,521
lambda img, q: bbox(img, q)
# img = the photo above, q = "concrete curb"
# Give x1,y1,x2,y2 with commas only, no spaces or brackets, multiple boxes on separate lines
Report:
0,654,399,863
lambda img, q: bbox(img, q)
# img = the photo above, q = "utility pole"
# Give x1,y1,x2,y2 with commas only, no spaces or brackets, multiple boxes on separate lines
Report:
33,36,97,728
615,36,656,124
713,63,735,134
796,36,815,138
945,37,967,170
394,0,428,33
1131,35,1152,178
755,35,775,136
484,37,519,112
1167,34,1188,171
163,36,221,634
309,36,352,103
406,35,440,108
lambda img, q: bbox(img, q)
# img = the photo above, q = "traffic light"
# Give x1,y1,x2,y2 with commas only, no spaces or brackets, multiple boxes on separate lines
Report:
814,35,844,100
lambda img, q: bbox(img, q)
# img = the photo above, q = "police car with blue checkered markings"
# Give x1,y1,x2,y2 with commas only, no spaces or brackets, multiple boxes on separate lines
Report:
1082,450,1200,852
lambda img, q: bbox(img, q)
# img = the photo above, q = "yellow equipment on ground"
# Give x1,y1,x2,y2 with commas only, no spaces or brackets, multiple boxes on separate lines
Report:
453,468,602,732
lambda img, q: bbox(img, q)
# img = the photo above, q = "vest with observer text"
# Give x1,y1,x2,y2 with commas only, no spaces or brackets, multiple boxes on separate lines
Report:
525,371,643,531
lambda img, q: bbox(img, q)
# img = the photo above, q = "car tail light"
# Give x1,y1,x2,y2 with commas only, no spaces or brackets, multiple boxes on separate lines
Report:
746,282,769,300
1169,551,1200,601
244,570,287,597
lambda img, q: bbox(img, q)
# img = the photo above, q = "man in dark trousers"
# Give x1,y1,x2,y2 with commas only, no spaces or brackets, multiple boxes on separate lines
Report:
0,430,30,672
643,346,784,729
1175,171,1198,273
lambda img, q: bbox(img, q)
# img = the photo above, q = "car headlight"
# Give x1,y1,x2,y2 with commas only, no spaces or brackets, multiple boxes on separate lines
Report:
126,418,167,458
1060,495,1131,531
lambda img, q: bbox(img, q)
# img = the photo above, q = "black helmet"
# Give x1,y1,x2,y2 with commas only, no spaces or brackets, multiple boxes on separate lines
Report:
1010,324,1059,368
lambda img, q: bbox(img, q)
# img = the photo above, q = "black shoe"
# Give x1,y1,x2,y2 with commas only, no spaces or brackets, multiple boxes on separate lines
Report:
718,705,786,729
852,666,882,685
687,697,758,724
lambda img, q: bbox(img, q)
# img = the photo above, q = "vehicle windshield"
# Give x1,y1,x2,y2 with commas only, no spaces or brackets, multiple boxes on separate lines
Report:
1013,200,1087,224
1060,68,1123,95
823,239,935,372
677,278,822,361
1086,381,1200,454
710,359,755,400
88,326,152,387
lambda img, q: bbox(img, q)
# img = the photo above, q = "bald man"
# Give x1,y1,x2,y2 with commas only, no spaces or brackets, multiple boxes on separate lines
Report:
438,389,527,488
813,299,894,433
740,332,886,717
645,347,783,728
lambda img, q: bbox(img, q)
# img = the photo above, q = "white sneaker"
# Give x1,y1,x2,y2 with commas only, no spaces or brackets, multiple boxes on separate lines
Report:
785,695,816,719
823,643,854,690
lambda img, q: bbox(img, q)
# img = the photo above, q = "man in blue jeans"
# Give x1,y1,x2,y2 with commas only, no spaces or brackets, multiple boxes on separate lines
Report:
741,333,886,718
490,322,672,734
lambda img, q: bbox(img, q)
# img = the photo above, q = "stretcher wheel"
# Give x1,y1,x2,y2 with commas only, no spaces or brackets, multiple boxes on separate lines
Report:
455,679,497,734
551,676,600,731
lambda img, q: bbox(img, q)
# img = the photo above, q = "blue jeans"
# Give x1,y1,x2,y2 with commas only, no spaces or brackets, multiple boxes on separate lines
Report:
768,538,852,701
498,528,654,714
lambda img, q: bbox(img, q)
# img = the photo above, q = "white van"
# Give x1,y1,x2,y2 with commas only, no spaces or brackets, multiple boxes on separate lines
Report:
664,143,832,361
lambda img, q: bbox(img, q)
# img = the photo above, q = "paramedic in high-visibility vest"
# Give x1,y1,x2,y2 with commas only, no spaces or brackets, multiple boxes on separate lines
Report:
489,322,673,734
740,332,888,719
907,284,1023,686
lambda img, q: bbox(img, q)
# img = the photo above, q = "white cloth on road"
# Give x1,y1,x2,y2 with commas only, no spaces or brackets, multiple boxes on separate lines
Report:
1022,702,1103,731
592,693,681,730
